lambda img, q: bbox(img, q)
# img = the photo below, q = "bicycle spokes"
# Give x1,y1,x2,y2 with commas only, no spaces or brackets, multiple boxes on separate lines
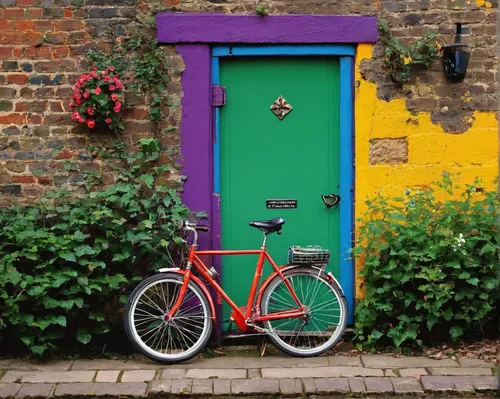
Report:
263,272,344,354
130,278,210,357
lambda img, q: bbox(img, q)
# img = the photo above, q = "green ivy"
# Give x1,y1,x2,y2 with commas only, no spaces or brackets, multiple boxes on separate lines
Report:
379,20,440,84
352,174,499,351
0,139,199,356
87,13,170,131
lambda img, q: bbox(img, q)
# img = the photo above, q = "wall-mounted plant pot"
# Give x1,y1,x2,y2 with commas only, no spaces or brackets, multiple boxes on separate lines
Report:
442,44,470,82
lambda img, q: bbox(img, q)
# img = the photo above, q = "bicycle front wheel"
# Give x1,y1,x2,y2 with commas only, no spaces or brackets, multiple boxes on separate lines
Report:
260,267,347,357
124,273,212,364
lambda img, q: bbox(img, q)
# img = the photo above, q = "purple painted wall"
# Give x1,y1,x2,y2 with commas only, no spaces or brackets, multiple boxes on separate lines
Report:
177,45,212,250
157,13,378,44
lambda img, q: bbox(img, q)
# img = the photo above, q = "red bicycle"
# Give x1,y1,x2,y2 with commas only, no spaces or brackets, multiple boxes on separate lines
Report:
124,218,347,364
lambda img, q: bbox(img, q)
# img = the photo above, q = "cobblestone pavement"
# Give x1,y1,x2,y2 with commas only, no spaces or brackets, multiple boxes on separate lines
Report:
0,354,498,397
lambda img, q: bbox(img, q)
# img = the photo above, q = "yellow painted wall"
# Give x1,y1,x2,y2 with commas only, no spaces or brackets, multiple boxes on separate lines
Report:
353,43,499,298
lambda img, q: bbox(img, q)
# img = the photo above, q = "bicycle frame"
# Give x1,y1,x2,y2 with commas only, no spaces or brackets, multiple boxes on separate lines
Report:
167,243,308,332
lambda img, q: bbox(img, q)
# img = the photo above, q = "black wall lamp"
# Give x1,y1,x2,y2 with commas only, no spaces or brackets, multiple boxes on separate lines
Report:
442,23,470,82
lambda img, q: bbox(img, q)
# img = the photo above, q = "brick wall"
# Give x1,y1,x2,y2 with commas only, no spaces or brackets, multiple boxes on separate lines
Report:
0,0,497,204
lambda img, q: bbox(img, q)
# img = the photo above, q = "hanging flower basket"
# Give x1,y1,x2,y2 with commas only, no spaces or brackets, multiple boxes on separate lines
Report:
70,67,125,133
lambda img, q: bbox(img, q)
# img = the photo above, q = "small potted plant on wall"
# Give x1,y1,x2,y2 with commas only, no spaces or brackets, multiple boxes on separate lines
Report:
70,67,125,133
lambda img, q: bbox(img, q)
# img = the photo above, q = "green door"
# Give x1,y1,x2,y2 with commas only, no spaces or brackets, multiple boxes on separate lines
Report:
219,57,341,329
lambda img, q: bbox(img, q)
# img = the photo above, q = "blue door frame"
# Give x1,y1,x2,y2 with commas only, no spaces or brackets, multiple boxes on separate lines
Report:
212,44,355,324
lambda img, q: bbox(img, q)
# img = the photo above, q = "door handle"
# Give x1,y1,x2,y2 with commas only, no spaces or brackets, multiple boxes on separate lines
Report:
321,194,341,208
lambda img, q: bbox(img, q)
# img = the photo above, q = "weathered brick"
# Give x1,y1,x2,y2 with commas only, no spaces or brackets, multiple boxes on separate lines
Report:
7,74,28,84
0,87,17,99
0,114,24,125
35,60,76,73
55,20,85,31
2,184,21,195
6,161,25,173
0,101,13,112
35,20,54,32
11,176,37,184
2,61,19,71
55,382,147,396
29,75,65,85
44,32,69,45
3,126,20,136
15,101,47,113
3,8,25,18
42,7,64,18
86,8,118,18
14,20,36,31
370,138,408,165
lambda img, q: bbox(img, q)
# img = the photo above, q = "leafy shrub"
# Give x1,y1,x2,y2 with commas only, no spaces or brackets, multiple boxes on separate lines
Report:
0,138,197,356
352,174,499,350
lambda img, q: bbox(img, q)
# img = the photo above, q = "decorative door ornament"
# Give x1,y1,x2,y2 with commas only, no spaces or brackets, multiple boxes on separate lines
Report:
270,95,293,120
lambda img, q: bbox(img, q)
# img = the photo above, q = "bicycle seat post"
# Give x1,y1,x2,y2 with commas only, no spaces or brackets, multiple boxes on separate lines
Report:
261,232,268,249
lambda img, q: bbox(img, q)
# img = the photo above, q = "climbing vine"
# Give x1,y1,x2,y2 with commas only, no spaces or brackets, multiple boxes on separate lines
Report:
379,20,440,84
88,13,171,136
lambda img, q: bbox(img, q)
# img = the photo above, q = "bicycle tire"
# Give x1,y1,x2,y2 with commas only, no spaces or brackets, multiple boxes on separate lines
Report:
259,266,347,357
124,273,212,364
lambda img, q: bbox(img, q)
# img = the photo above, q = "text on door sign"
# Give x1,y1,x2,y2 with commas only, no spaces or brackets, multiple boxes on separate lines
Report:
266,199,298,209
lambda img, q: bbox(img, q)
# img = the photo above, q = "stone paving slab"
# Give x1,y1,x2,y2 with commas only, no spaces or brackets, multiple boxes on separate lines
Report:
54,382,147,397
121,370,157,382
161,355,362,369
6,361,72,372
262,366,383,379
459,358,497,367
95,370,121,383
429,367,493,376
17,383,54,397
314,377,350,393
364,377,394,393
184,368,246,379
421,375,499,392
361,354,459,368
0,383,22,398
72,359,157,371
279,378,303,394
231,378,280,394
1,371,96,383
390,377,424,394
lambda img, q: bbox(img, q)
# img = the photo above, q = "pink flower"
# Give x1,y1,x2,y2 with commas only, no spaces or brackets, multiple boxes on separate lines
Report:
87,107,95,116
90,71,98,78
92,66,97,71
75,81,81,88
72,93,81,100
111,94,119,101
102,70,108,76
83,92,90,99
71,111,80,120
75,98,83,106
107,67,115,71
114,100,121,108
105,117,112,124
115,80,124,89
73,87,81,94
109,85,115,91
86,75,92,82
104,76,111,82
80,73,86,80
69,102,74,107
87,119,95,128
113,76,118,82
94,87,101,95
77,116,85,123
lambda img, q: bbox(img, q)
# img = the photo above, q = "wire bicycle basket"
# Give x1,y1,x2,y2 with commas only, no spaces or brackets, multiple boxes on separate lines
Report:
287,245,331,265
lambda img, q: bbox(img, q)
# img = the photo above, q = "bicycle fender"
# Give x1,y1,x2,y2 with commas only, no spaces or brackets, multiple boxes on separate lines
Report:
255,264,345,306
157,268,216,323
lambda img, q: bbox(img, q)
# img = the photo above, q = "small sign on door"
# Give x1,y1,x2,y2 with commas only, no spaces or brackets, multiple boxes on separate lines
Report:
266,199,297,209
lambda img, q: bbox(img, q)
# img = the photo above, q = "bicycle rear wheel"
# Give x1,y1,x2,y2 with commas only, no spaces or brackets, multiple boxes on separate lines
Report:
259,267,347,357
124,273,212,364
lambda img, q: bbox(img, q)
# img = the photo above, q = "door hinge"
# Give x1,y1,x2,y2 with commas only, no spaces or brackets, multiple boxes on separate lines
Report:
212,85,226,107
